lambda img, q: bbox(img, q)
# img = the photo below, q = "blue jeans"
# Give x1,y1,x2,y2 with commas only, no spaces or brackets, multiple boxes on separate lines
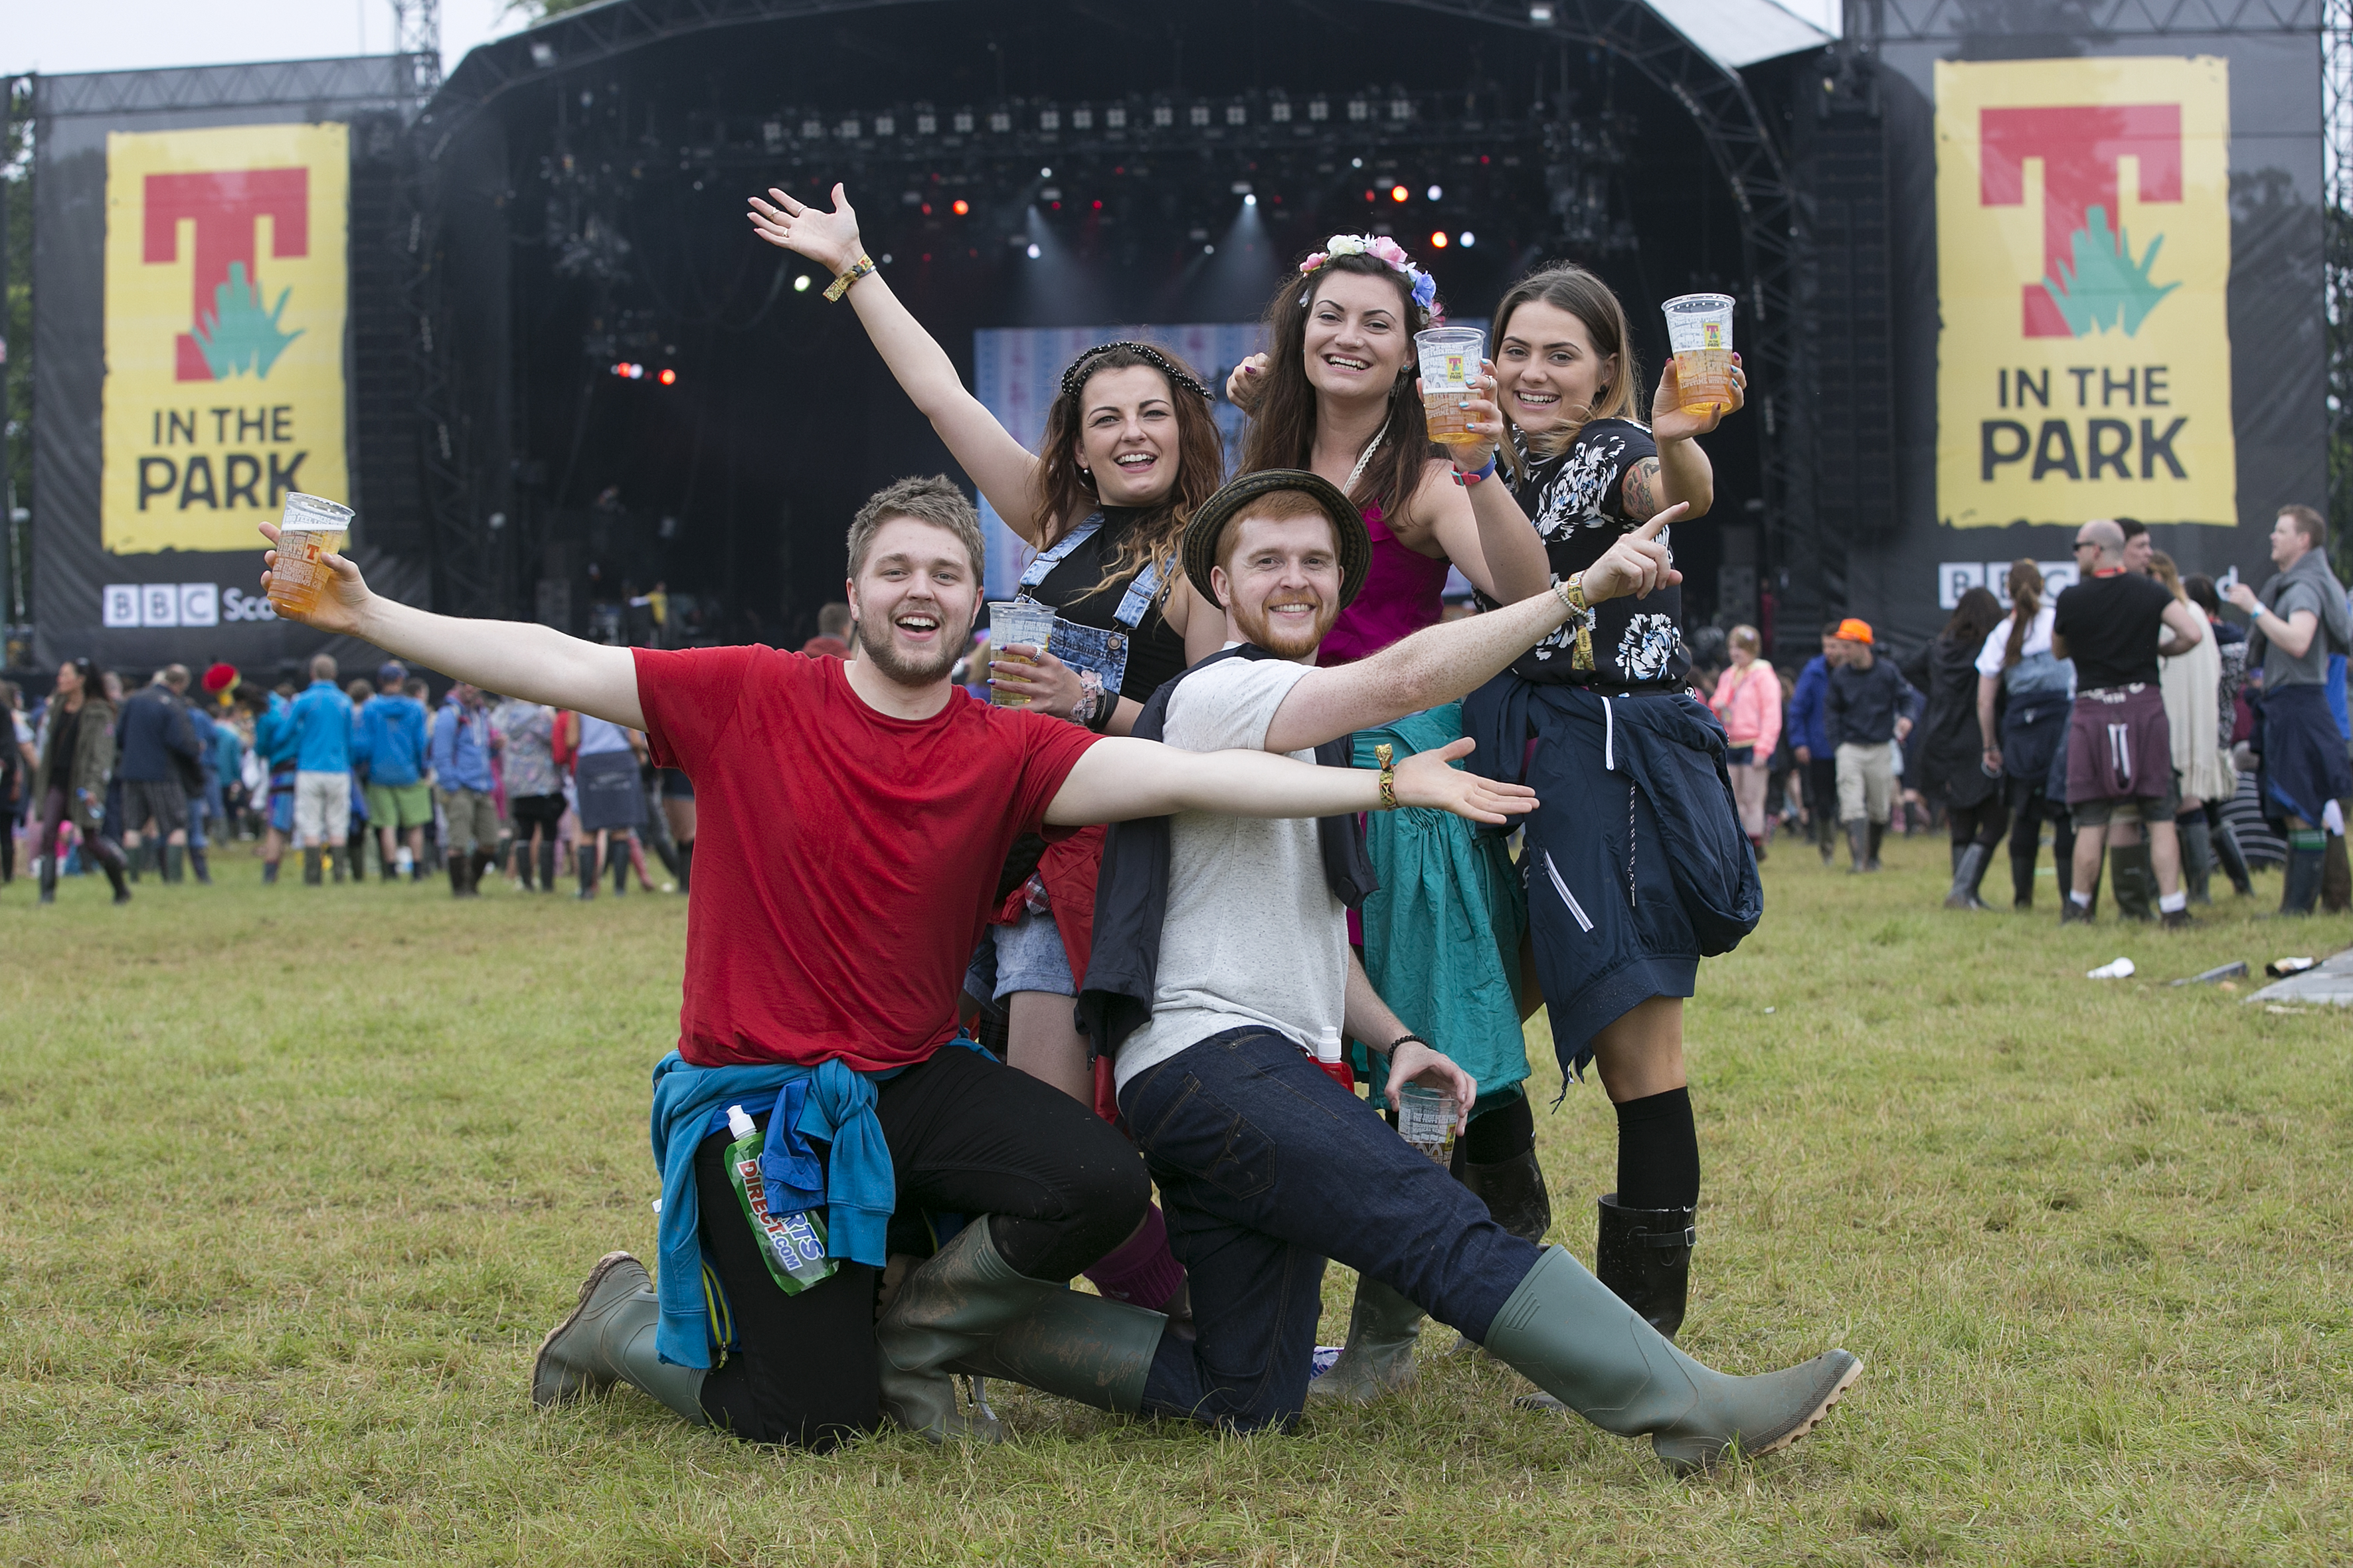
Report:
1120,1025,1542,1431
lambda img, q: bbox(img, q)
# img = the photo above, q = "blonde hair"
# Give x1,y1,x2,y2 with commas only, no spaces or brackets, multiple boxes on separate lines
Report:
1728,624,1761,655
2148,550,2186,603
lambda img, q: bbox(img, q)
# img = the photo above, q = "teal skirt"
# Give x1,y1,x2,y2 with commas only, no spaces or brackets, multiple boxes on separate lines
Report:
1351,703,1532,1102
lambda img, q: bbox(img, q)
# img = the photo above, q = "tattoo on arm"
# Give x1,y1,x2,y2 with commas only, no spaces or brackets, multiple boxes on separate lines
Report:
1623,458,1661,521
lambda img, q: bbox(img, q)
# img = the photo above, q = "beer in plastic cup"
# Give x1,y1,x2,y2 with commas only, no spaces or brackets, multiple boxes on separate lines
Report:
1662,293,1736,414
984,598,1058,707
1396,1082,1460,1165
1413,326,1486,448
266,493,356,620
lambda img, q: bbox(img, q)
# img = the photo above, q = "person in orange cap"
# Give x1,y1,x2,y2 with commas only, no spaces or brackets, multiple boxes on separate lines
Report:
1824,618,1915,871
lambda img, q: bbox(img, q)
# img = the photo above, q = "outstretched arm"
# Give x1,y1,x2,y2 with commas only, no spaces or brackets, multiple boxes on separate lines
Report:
259,524,644,730
1259,506,1685,755
1044,735,1533,827
748,184,1047,541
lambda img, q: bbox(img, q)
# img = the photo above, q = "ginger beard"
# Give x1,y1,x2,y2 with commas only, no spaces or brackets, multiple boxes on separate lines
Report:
1215,511,1346,660
847,517,981,686
852,596,970,685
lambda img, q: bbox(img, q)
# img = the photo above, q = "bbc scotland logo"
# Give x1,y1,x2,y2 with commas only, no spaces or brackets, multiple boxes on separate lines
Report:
102,581,277,628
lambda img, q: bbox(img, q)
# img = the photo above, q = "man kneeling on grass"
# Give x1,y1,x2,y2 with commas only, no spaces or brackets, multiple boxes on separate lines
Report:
884,472,1861,1475
258,476,1531,1450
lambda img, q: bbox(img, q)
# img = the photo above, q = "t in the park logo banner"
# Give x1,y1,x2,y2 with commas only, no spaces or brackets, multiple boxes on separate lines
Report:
101,123,350,555
1935,57,2234,529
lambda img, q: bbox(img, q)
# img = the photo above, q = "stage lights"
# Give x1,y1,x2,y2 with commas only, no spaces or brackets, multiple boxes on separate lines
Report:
610,362,678,385
1430,231,1448,248
1427,184,1443,200
1460,231,1476,248
1390,185,1409,203
1244,193,1258,207
952,199,970,215
793,274,812,292
1027,242,1041,258
659,368,677,385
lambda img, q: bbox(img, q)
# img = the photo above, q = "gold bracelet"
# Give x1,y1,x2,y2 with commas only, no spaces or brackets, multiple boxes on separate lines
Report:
1552,574,1596,672
823,254,877,302
1375,742,1397,810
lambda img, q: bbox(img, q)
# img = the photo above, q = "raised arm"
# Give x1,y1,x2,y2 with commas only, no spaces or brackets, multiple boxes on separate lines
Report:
748,184,1047,540
1044,734,1533,827
259,523,644,730
1258,506,1684,755
1639,355,1744,520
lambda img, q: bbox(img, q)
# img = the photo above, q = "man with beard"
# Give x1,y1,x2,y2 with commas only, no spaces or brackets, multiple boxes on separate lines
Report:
879,471,1862,1476
258,475,1532,1451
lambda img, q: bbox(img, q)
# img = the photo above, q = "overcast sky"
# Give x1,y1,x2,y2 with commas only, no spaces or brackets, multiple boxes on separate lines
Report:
8,0,1840,81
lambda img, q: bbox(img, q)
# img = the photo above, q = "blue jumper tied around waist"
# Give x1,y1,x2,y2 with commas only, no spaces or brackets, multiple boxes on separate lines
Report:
648,1052,896,1369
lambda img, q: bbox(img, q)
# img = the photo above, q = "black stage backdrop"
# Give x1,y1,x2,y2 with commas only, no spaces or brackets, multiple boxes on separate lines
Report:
1852,3,2323,655
30,56,428,679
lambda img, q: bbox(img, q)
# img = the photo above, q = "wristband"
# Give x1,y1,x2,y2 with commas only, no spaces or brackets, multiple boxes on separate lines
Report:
1385,1033,1427,1055
1071,667,1111,732
1551,574,1596,672
823,254,878,302
1374,742,1398,810
1449,453,1497,486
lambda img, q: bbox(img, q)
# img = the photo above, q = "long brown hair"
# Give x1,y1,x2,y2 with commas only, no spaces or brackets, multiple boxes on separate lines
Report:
2002,559,2043,669
1490,264,1644,483
1033,344,1224,601
2148,549,2186,603
1238,250,1434,521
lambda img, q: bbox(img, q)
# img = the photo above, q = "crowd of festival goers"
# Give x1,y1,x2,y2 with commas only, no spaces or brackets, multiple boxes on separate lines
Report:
2,612,846,904
1698,509,2351,920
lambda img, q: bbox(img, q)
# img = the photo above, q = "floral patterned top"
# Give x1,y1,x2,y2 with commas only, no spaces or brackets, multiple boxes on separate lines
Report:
1497,416,1684,689
491,699,561,798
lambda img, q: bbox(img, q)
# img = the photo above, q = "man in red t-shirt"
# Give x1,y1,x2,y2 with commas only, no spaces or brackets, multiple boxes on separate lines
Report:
260,476,1529,1448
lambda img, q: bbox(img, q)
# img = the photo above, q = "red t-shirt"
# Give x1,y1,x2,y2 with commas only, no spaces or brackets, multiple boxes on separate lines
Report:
634,646,1101,1071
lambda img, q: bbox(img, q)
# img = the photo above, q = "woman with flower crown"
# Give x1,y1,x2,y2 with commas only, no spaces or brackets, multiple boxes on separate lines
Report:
1223,234,1557,1401
749,183,1221,1337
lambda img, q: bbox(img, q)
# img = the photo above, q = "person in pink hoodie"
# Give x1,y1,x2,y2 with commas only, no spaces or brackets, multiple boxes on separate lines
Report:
1709,625,1781,857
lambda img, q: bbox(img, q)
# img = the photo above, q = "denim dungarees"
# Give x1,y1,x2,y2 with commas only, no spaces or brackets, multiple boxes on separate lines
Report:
1015,512,1162,695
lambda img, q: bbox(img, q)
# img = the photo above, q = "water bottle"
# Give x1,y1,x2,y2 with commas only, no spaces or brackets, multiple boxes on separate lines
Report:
723,1104,838,1295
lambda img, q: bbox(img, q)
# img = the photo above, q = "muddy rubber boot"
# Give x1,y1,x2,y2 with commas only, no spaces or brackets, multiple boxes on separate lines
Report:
883,1219,1164,1442
539,841,559,894
531,1252,708,1425
472,849,496,897
1308,1276,1427,1402
2009,835,2038,911
2212,818,2255,897
449,856,470,897
39,855,58,905
2276,831,2324,915
1944,843,1992,910
1846,820,1870,874
302,848,323,887
2175,813,2214,905
1595,1193,1696,1341
1866,821,1885,871
614,849,629,897
161,844,183,883
576,846,598,899
2322,833,2350,914
1482,1245,1862,1475
2109,843,2155,922
1462,1148,1553,1246
331,847,349,885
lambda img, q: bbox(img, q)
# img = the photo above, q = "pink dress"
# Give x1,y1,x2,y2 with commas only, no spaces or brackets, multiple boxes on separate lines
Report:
1320,503,1451,666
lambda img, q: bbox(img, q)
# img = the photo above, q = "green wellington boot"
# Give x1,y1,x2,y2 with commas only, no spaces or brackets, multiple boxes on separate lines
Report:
531,1252,709,1425
881,1219,1166,1442
1483,1246,1861,1475
1308,1276,1427,1401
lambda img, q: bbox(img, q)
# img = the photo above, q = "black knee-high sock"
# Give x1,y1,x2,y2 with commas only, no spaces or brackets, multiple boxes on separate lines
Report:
1615,1086,1699,1210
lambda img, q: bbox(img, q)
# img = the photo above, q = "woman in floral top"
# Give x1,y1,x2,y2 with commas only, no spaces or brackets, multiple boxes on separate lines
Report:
493,697,564,893
1458,262,1748,1348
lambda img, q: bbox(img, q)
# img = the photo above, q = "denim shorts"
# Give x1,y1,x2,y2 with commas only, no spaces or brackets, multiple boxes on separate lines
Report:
988,909,1073,1000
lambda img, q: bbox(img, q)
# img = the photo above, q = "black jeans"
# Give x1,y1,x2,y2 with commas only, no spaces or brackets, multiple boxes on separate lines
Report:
1122,1026,1542,1433
1947,797,2008,851
694,1043,1150,1446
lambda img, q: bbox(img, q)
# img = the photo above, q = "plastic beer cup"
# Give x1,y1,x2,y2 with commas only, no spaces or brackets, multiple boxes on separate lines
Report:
1661,293,1735,414
1396,1082,1460,1165
266,493,355,619
1413,326,1486,448
984,598,1059,707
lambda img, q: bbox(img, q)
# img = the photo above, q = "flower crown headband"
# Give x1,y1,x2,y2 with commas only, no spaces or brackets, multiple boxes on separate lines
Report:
1298,234,1439,322
1058,341,1213,402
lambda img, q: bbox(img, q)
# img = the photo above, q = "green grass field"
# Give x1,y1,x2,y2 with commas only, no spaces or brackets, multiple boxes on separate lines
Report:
3,834,2349,1565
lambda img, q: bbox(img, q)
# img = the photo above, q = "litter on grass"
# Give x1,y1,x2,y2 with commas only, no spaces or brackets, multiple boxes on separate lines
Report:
2172,960,2249,987
2266,956,2317,978
2087,957,2136,980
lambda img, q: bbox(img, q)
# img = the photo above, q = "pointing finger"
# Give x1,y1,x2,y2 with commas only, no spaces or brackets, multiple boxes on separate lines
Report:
1628,501,1692,541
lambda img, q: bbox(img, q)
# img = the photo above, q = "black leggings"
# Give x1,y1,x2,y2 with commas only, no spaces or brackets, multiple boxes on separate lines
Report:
1450,1092,1535,1174
1947,798,2008,851
693,1043,1152,1446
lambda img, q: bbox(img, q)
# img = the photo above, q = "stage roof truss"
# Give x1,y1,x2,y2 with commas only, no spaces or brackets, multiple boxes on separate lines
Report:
1862,0,2318,42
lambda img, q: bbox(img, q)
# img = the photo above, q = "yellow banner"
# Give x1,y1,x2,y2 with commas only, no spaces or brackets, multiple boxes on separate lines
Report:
1935,56,2233,529
102,123,349,555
